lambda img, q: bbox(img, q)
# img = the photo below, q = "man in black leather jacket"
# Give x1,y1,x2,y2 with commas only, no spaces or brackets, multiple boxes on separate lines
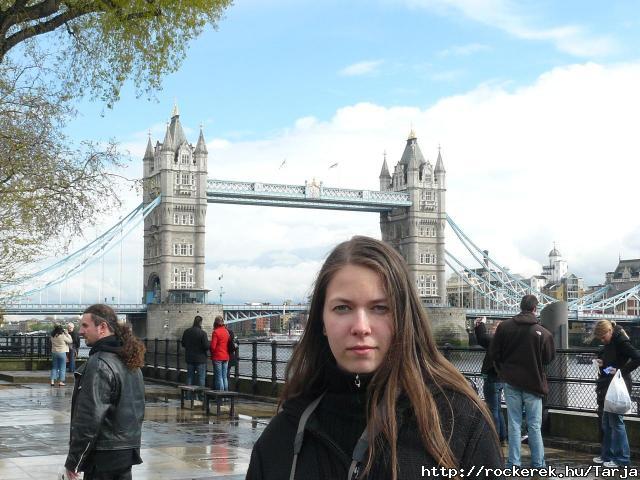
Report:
64,304,145,480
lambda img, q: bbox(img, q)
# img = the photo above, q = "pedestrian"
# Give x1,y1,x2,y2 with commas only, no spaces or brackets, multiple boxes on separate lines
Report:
227,328,239,388
490,294,555,472
246,236,502,480
210,316,230,391
592,320,640,468
50,324,72,387
181,315,209,397
474,317,507,444
67,322,81,373
64,304,145,480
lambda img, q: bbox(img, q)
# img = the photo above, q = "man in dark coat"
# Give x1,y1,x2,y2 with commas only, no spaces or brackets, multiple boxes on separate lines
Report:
67,322,81,373
65,304,145,480
490,294,555,471
181,315,209,395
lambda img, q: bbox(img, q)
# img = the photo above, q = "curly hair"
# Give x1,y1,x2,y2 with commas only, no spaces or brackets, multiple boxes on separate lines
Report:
83,304,146,370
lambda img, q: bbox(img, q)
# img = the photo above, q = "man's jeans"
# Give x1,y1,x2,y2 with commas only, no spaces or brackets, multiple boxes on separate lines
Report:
504,384,545,468
601,411,630,465
186,363,207,399
483,376,507,441
68,347,76,373
213,360,229,391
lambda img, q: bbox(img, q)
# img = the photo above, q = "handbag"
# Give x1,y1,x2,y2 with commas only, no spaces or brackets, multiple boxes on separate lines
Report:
603,370,632,414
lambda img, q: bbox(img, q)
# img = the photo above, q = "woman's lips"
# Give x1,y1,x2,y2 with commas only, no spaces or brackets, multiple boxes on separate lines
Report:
348,346,375,355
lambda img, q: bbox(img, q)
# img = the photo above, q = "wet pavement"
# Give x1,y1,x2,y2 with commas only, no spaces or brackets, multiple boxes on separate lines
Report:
0,374,636,479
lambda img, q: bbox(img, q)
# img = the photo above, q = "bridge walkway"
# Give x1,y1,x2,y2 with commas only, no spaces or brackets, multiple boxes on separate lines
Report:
0,376,635,479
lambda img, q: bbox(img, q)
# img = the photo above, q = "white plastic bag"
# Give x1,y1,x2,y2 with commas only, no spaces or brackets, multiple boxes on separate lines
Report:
603,370,632,414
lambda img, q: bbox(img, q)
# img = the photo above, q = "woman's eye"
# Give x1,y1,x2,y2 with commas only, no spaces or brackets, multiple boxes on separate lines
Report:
333,305,350,312
372,305,389,313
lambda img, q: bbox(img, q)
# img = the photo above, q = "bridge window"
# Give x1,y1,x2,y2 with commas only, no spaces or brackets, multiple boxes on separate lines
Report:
173,242,194,256
419,252,437,264
181,153,190,165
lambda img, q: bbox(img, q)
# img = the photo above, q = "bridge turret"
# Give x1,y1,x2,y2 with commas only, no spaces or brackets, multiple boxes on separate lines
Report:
379,151,391,191
380,130,446,305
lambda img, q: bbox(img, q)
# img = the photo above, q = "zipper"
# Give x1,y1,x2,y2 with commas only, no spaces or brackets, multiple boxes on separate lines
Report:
354,374,361,389
75,441,92,473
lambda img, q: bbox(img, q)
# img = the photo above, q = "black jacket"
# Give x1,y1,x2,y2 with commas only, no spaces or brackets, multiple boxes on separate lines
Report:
474,323,497,377
596,326,640,408
69,330,81,350
246,366,503,480
65,336,145,473
181,325,209,364
489,311,555,396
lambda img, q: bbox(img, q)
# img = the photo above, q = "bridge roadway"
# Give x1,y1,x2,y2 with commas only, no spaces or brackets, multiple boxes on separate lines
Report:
1,303,638,322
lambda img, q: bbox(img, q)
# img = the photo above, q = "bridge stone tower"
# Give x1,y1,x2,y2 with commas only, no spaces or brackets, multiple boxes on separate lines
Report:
141,105,221,339
379,130,447,305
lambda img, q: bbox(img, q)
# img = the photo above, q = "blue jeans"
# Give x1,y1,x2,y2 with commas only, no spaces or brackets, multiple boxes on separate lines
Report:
187,362,207,399
601,411,630,465
213,360,228,391
483,377,507,441
504,383,545,468
51,352,66,382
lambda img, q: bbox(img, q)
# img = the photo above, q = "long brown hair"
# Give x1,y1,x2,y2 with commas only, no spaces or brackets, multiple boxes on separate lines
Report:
83,304,146,370
281,236,498,480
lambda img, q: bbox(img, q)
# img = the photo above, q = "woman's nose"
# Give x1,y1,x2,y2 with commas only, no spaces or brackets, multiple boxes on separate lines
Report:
350,309,371,335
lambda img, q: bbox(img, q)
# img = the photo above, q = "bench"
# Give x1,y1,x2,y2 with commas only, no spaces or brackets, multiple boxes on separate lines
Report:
178,385,205,409
204,390,239,418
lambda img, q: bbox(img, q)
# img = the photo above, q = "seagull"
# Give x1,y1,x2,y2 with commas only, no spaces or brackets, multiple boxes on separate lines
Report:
328,162,338,169
218,274,223,281
279,159,287,169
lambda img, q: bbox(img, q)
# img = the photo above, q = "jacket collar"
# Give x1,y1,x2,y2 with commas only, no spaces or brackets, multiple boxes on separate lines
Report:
89,335,121,356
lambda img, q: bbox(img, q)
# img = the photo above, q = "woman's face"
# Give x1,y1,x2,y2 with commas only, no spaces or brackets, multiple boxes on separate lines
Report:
322,264,394,374
599,328,613,344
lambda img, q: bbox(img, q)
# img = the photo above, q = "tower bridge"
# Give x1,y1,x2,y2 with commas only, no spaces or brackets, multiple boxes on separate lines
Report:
2,106,639,339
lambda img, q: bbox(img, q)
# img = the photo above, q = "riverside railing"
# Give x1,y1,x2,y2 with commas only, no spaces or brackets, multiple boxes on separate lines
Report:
139,340,640,415
0,334,51,358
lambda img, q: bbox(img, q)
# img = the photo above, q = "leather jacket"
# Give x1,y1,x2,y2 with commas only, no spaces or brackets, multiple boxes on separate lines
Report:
64,336,145,473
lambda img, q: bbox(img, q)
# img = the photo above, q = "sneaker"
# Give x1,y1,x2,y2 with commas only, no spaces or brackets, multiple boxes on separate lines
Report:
59,382,65,387
593,456,604,464
521,435,528,444
603,461,618,468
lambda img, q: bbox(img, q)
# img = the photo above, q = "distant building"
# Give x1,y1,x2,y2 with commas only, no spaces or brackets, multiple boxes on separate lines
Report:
538,246,584,303
602,258,640,315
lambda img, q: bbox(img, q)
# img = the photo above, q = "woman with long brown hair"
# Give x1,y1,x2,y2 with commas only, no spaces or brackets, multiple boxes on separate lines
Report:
246,236,502,480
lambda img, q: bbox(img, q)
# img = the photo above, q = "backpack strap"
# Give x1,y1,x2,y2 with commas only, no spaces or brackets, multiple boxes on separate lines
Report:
290,392,325,480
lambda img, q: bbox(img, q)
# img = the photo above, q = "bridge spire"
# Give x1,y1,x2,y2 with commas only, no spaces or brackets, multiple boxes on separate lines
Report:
435,146,446,174
195,125,208,154
144,134,154,160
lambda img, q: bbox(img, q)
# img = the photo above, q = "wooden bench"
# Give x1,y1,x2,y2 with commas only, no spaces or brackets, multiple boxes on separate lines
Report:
178,385,205,409
204,390,239,418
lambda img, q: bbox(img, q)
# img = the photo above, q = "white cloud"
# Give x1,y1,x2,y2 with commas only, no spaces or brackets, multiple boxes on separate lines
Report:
27,61,640,304
438,43,490,57
400,0,618,57
339,60,384,76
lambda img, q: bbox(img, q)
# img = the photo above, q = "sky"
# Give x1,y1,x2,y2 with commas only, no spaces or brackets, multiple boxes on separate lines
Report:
13,0,640,305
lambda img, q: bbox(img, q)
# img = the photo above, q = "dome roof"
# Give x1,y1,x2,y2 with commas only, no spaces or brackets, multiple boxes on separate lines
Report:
549,247,561,257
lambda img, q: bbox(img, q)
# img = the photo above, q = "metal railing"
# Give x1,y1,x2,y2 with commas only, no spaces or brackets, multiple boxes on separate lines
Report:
0,334,51,358
124,339,639,416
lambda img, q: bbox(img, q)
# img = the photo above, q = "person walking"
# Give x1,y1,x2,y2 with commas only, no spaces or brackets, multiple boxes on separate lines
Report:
592,320,640,468
246,236,502,479
67,322,81,373
490,294,555,471
50,324,72,386
210,316,230,391
64,304,145,480
474,317,507,444
181,315,209,396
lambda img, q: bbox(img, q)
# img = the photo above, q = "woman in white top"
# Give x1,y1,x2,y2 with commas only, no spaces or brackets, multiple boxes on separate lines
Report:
50,324,72,386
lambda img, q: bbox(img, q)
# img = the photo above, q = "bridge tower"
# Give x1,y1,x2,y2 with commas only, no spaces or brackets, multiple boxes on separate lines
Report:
379,130,447,305
141,105,220,338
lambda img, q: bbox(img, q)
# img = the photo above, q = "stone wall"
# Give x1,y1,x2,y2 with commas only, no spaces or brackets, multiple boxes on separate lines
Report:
425,306,469,346
145,303,223,340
